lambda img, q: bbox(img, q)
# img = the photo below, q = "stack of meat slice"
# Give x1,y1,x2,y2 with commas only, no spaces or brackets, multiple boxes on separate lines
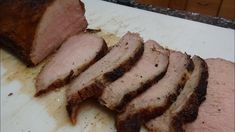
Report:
35,33,108,96
185,58,234,132
31,30,233,132
145,55,208,132
1,0,233,130
99,40,170,112
66,32,144,124
116,50,194,132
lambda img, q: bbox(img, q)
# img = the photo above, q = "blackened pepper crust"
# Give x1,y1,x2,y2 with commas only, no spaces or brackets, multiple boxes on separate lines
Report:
116,56,193,132
104,43,144,82
115,66,167,112
0,0,55,66
171,56,208,131
67,41,144,125
0,0,86,66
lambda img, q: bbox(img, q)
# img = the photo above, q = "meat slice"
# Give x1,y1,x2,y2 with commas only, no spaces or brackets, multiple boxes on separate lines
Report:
99,40,169,112
0,0,87,66
116,51,193,132
35,33,108,96
185,58,235,132
66,32,144,124
145,55,208,132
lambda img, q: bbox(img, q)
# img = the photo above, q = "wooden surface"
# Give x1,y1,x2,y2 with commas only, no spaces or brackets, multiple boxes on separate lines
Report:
218,0,235,20
186,0,222,16
136,0,235,20
169,0,188,10
136,0,170,7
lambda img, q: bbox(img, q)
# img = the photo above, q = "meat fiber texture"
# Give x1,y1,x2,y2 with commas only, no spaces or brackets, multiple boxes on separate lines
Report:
116,51,193,132
145,55,208,132
35,33,108,96
185,58,235,132
99,40,169,112
66,32,144,124
0,0,87,66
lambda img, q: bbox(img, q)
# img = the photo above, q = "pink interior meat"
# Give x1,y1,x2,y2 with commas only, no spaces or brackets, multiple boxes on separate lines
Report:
30,0,87,64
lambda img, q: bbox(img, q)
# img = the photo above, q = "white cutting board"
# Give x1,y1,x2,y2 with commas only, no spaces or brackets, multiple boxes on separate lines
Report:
1,0,234,132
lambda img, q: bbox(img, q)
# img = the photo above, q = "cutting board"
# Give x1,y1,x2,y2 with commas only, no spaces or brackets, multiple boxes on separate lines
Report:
1,0,234,132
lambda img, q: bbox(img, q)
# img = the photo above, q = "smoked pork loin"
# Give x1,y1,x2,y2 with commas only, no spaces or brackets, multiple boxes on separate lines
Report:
145,55,208,132
66,32,144,124
35,33,108,96
185,58,234,132
99,40,169,112
116,51,193,132
0,0,87,65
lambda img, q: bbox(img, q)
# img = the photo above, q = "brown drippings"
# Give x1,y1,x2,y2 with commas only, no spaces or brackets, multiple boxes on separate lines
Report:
1,49,69,130
1,49,44,95
39,88,70,131
96,31,120,47
1,31,120,131
77,100,115,131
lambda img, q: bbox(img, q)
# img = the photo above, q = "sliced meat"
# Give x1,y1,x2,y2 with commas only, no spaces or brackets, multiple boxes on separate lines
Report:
145,55,208,132
116,51,193,132
99,40,169,112
35,33,108,96
185,58,235,132
66,32,144,124
0,0,87,66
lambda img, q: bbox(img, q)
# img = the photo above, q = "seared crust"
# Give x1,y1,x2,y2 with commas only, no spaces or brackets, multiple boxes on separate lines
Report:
145,56,208,132
115,68,167,112
0,0,86,66
35,70,74,97
115,74,189,132
115,54,194,132
66,43,144,124
117,106,167,132
0,0,55,65
67,81,106,124
171,57,208,131
104,44,144,82
0,36,32,65
35,40,108,97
